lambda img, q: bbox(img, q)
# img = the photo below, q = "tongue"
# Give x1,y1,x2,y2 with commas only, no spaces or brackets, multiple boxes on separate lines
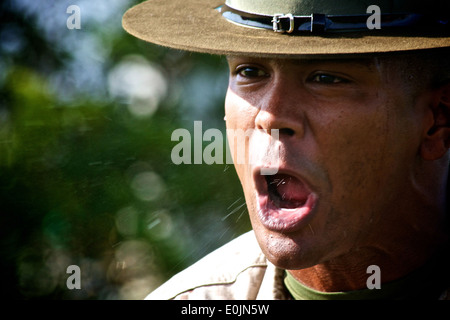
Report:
272,174,309,204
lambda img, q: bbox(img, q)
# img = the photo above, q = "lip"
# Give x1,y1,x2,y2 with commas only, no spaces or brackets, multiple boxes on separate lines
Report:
253,167,318,233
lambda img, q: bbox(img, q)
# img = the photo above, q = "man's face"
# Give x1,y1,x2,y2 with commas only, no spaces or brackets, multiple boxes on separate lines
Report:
225,56,428,270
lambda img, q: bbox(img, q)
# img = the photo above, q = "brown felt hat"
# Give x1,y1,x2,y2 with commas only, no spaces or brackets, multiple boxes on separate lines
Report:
122,0,450,57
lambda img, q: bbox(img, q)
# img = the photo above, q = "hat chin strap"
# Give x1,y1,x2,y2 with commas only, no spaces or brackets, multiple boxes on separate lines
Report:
216,4,449,34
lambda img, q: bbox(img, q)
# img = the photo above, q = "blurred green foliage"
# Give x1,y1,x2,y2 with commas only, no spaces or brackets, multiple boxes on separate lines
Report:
0,0,250,299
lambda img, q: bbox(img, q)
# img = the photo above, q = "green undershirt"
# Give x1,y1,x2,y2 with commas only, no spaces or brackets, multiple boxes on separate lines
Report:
284,260,448,300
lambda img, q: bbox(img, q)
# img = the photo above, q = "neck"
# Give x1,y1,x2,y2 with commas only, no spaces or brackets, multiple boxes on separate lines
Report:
289,159,450,293
288,243,443,292
289,183,449,293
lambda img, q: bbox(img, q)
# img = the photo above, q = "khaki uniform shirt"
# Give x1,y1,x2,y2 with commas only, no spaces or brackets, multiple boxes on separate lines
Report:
146,231,290,300
146,231,450,300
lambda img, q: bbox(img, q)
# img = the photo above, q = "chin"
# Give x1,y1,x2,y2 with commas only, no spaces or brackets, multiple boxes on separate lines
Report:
252,224,322,270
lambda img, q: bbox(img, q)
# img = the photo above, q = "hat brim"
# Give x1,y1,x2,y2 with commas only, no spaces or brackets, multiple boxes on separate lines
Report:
122,0,450,57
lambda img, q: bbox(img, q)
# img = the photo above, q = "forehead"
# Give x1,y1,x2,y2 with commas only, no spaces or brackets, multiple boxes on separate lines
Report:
226,55,379,71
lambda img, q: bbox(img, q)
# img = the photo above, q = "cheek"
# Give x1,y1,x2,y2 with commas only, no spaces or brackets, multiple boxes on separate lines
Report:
318,100,413,219
224,89,257,129
224,89,257,179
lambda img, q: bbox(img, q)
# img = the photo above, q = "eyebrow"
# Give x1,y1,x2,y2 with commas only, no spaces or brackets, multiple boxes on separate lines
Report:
287,57,377,71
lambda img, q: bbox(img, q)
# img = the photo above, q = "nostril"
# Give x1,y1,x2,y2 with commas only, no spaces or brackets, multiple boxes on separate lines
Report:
280,128,295,136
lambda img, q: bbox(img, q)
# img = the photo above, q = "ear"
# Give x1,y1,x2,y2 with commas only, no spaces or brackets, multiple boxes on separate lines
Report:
420,83,450,161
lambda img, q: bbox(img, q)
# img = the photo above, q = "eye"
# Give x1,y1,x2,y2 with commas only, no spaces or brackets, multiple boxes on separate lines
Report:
236,66,268,79
310,73,349,84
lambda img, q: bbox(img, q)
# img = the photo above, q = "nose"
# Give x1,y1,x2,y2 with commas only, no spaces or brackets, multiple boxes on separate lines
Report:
254,75,306,139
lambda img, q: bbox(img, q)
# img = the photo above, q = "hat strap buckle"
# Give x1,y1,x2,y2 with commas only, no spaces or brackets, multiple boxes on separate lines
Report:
272,13,294,33
217,4,449,34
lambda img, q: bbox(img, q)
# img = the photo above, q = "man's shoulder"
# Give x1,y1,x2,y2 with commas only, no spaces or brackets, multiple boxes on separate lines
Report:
145,231,270,300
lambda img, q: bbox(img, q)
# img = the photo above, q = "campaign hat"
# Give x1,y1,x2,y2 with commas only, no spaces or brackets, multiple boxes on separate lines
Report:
122,0,450,57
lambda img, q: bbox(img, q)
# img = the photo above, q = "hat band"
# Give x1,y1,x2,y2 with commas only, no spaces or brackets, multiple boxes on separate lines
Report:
216,4,449,33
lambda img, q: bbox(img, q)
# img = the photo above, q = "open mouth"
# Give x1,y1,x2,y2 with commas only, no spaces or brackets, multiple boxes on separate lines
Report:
255,170,318,232
266,174,309,209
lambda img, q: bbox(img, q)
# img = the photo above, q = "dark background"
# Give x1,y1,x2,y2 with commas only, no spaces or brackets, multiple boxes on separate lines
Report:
0,0,251,299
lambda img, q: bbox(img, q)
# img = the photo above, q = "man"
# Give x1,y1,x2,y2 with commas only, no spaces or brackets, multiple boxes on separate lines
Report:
122,0,450,299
